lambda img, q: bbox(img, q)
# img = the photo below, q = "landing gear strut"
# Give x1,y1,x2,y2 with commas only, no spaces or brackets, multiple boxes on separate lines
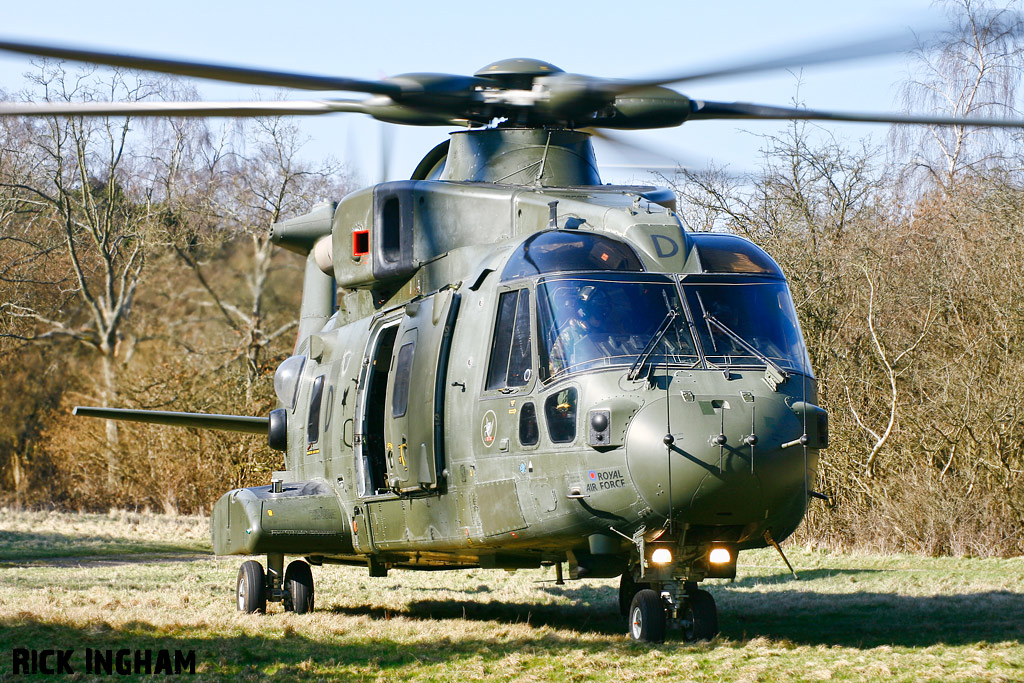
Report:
234,556,315,614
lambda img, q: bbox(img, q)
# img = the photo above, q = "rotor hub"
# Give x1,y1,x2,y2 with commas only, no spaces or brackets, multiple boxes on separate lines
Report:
474,58,564,90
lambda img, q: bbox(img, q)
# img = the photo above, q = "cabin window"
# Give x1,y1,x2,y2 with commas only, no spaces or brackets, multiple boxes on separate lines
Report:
361,325,398,496
323,385,334,432
519,402,539,446
485,289,533,390
391,342,415,418
307,374,325,444
501,231,644,281
545,387,577,443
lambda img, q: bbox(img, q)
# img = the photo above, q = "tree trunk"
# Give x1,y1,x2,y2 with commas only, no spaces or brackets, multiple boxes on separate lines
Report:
100,351,120,486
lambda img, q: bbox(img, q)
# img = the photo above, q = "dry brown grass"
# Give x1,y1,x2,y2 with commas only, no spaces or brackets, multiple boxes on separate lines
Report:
1,511,1023,681
0,508,208,560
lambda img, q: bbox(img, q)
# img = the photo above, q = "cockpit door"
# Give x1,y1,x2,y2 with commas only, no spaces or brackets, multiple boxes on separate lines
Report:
384,289,459,493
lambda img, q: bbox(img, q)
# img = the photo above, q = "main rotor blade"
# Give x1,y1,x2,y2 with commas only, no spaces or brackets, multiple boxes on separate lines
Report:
0,37,403,95
0,99,367,117
690,100,1024,128
532,29,937,115
585,127,709,173
627,30,924,90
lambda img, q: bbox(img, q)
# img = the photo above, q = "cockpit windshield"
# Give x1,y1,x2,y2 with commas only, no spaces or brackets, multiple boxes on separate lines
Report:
683,279,811,375
537,274,698,380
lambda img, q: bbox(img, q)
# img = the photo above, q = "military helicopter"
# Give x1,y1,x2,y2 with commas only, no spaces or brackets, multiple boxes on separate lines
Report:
3,32,1023,643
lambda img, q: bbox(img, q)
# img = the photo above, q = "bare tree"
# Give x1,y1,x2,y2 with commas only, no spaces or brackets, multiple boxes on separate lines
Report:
0,64,181,484
170,116,350,407
842,266,933,478
894,0,1024,191
1,69,355,508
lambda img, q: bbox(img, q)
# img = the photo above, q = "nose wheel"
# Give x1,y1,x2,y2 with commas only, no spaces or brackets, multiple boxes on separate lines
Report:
629,589,667,642
681,587,718,642
623,576,719,643
618,571,650,616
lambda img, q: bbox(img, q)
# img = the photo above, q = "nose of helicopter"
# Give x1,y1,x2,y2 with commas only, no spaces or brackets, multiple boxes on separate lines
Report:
624,392,807,525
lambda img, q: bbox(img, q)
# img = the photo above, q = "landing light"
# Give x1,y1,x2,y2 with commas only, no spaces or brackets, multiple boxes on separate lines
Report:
709,547,731,564
651,548,672,565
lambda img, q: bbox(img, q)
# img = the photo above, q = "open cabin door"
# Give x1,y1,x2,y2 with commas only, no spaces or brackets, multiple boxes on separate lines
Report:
384,289,459,494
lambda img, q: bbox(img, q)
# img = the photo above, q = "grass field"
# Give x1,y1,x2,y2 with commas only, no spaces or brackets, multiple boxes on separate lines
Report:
0,510,1021,681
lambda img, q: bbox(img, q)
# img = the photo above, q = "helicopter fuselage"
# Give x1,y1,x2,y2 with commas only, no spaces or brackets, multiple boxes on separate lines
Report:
211,128,827,588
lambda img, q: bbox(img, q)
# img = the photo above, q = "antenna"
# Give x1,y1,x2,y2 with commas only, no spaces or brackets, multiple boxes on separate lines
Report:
664,360,673,535
718,405,726,474
547,200,559,228
535,131,553,185
747,404,757,474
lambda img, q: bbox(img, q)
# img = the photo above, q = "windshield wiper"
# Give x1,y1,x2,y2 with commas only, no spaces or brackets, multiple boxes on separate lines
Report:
627,308,679,380
702,311,789,383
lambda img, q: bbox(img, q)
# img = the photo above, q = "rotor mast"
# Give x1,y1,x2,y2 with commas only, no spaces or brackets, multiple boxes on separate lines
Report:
438,128,601,186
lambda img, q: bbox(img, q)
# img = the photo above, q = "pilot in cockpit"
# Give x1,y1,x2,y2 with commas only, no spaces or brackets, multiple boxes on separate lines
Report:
550,285,618,373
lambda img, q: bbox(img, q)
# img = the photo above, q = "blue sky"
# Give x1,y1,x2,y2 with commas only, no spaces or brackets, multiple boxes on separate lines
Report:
0,0,941,185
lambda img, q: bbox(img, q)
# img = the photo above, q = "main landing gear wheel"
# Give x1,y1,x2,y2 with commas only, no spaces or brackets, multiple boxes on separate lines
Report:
618,572,650,617
682,588,719,642
236,560,267,614
628,589,666,643
283,559,315,614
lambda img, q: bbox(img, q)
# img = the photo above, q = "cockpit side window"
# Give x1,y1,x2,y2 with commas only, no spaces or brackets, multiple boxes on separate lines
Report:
501,231,644,281
486,289,533,390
